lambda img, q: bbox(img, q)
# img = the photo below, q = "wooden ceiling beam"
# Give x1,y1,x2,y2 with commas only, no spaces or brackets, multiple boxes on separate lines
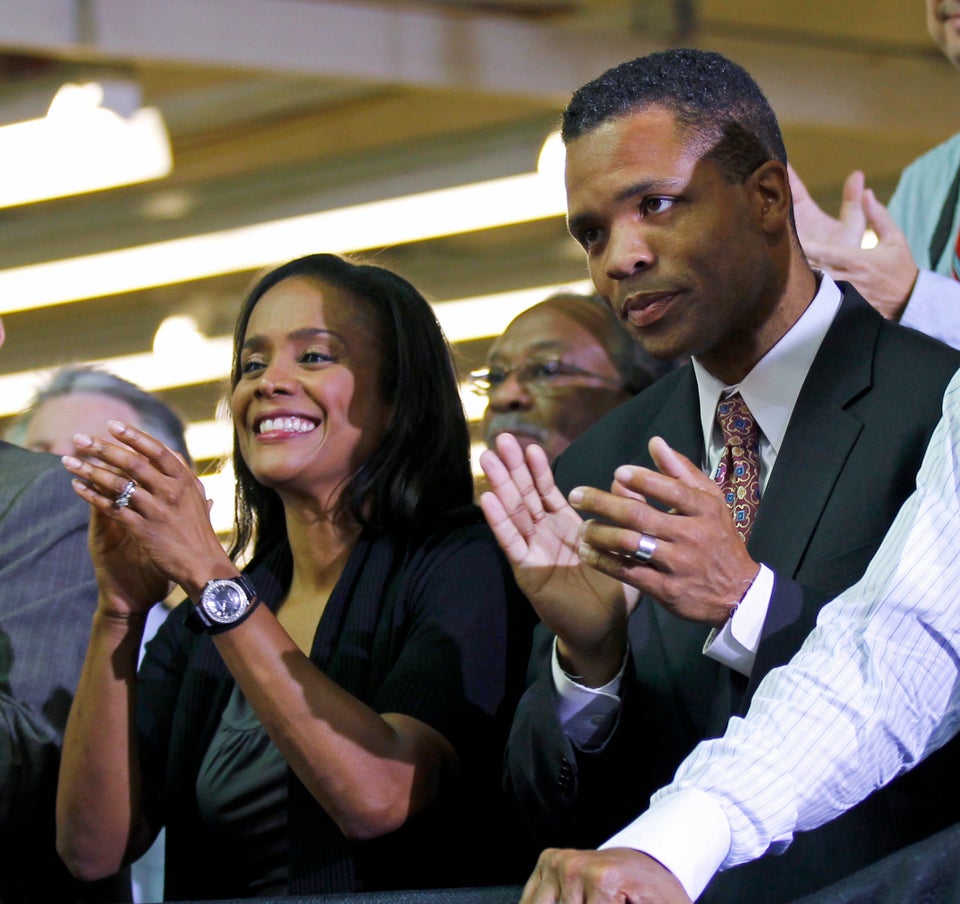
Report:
0,0,954,145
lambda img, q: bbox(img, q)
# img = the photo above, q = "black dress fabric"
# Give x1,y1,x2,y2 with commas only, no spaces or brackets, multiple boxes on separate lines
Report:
136,507,532,900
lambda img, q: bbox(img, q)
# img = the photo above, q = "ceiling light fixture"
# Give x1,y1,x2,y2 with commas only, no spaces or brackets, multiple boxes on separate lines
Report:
0,79,172,209
0,167,567,315
0,279,593,420
536,129,565,185
152,314,207,359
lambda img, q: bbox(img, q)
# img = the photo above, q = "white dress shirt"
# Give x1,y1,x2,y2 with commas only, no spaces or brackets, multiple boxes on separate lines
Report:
602,364,960,900
555,275,843,745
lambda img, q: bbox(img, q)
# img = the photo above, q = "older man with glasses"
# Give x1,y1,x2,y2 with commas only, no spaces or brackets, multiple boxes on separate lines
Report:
475,292,668,464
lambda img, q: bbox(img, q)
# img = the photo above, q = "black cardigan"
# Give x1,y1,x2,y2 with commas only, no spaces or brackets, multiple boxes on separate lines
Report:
136,508,532,899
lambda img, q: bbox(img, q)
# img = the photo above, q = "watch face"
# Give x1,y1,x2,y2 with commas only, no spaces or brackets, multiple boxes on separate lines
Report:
202,581,249,624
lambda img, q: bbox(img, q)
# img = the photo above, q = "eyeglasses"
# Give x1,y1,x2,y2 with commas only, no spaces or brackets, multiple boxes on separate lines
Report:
470,357,623,396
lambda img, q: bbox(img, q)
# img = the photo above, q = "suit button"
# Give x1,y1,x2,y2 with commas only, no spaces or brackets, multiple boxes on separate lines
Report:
558,758,575,796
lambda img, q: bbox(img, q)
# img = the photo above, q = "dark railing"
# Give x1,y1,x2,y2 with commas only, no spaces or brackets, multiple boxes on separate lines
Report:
162,822,960,904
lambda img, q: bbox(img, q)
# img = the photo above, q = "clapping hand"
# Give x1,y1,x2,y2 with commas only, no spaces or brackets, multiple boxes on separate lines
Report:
789,164,918,320
479,434,637,686
62,420,226,613
571,438,759,628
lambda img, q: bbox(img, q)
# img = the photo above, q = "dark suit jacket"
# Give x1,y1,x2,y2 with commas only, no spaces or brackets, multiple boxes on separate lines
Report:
504,287,960,901
0,442,126,903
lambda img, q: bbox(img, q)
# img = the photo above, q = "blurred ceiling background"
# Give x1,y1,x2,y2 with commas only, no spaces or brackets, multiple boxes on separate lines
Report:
0,0,953,524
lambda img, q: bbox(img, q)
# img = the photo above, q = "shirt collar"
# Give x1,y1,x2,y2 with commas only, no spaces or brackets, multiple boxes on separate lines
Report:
693,272,843,457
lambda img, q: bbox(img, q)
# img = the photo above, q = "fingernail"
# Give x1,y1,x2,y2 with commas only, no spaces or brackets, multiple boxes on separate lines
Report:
615,466,635,482
577,542,591,560
108,420,126,434
73,433,92,448
568,487,584,505
61,455,80,469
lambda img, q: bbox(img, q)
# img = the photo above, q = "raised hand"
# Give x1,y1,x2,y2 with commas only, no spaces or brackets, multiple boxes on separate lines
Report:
62,420,229,611
789,164,919,320
572,437,759,628
479,433,637,685
790,163,867,249
520,848,691,904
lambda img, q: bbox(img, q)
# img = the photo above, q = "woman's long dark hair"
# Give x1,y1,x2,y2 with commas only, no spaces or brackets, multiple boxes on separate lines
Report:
227,253,473,561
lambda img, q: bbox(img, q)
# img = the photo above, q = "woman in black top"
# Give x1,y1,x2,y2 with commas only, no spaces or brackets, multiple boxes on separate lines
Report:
56,254,530,898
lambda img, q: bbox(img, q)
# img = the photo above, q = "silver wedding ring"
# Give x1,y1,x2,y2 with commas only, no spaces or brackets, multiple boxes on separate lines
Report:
632,533,657,563
113,479,136,509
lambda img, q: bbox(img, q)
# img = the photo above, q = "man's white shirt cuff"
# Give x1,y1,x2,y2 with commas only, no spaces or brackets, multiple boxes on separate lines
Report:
702,564,773,676
552,639,625,749
901,269,960,350
599,788,732,901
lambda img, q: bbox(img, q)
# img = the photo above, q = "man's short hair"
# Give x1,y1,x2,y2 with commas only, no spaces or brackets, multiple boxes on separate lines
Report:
9,365,192,464
561,48,787,183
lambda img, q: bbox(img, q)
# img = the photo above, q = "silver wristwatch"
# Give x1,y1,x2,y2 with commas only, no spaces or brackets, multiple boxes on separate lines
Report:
188,574,260,634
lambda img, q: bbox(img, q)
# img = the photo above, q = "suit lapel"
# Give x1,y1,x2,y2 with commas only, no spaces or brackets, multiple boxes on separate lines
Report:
636,367,704,468
749,287,878,578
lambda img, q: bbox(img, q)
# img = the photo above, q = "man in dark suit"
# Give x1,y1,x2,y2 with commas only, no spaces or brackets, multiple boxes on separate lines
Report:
479,49,960,902
0,317,120,902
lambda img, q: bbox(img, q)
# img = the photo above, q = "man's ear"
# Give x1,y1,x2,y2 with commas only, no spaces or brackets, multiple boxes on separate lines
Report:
750,159,791,232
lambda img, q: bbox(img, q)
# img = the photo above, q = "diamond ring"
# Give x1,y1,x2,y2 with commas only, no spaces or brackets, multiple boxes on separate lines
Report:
113,480,136,509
